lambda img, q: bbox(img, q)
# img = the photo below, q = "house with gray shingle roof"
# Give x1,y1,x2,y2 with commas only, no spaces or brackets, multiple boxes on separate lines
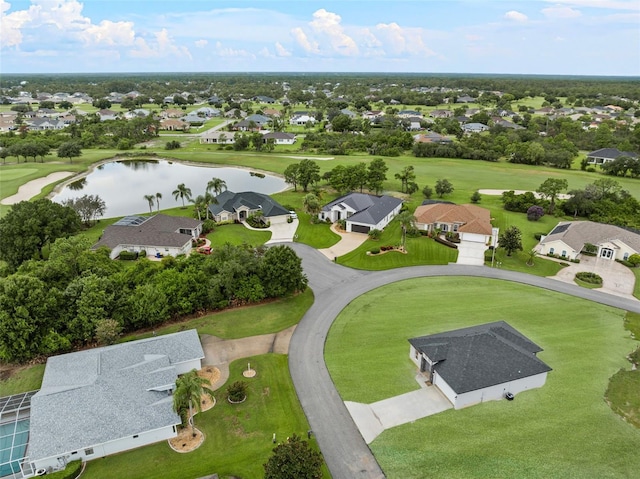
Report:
208,191,290,224
92,214,202,259
409,321,551,409
26,330,204,475
319,193,403,234
538,221,640,261
586,148,638,165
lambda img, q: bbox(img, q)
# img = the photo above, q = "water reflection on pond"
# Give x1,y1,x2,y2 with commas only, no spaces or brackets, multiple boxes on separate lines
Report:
52,160,286,218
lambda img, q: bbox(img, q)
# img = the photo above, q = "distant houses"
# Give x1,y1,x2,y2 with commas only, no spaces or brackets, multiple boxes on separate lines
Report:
585,148,639,165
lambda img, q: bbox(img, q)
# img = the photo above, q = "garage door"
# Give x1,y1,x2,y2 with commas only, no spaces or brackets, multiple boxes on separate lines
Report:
351,224,370,234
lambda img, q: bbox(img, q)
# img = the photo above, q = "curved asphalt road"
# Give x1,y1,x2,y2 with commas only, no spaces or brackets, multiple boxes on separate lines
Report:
287,243,640,479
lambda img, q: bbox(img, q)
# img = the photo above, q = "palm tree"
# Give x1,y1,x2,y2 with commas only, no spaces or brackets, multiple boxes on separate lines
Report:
155,192,162,212
302,193,320,217
395,211,417,250
143,194,155,214
206,177,227,197
191,194,205,221
172,370,214,437
526,248,538,266
203,192,217,220
172,183,192,208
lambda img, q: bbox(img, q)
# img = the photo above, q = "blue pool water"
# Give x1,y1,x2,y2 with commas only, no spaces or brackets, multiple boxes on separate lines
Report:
0,420,29,477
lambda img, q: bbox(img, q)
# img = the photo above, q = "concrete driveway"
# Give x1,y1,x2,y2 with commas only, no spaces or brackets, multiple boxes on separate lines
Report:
346,381,453,444
243,219,298,244
545,254,637,300
318,224,369,259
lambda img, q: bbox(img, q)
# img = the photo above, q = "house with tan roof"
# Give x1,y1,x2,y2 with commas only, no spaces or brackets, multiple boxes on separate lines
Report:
413,203,498,265
159,118,189,131
538,221,640,261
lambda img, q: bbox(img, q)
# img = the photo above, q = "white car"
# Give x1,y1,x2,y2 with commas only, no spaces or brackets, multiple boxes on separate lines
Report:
289,210,298,219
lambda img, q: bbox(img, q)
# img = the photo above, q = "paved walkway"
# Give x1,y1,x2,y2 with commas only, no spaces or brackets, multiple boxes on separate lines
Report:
287,244,640,479
318,223,369,259
200,325,296,391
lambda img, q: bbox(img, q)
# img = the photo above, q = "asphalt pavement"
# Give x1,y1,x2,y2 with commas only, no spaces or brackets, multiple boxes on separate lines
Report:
287,243,640,479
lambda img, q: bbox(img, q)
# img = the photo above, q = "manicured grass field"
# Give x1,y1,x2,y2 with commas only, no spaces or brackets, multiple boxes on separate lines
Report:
339,220,458,269
207,223,271,247
325,277,640,478
122,289,313,341
0,364,45,396
82,354,329,479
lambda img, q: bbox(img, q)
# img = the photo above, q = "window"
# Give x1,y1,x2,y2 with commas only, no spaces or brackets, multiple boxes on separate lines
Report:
549,248,555,255
561,250,567,257
85,448,94,456
441,224,448,232
453,224,459,232
414,350,419,360
624,253,629,260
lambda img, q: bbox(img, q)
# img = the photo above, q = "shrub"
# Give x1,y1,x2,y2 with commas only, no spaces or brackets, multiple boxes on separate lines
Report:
616,259,634,268
118,251,138,260
337,219,346,230
527,205,545,221
227,381,248,403
202,219,216,234
165,140,181,150
370,248,380,254
139,249,146,258
368,229,382,240
582,243,598,256
575,271,603,285
628,254,640,267
534,233,545,241
586,167,596,172
470,191,481,204
407,227,422,238
45,460,82,479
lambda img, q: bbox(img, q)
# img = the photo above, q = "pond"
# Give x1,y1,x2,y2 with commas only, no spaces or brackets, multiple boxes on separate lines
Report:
51,160,287,218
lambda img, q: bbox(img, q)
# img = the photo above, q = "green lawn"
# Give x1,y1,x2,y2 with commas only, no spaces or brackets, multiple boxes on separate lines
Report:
82,354,329,479
338,221,457,269
0,364,45,395
633,268,640,300
207,223,271,247
121,289,313,341
325,277,640,478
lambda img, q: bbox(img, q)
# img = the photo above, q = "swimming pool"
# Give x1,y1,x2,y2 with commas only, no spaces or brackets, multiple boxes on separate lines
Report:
0,420,29,477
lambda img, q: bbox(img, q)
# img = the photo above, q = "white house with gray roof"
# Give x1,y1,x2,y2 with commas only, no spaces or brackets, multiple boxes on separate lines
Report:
409,322,551,409
208,191,290,224
92,214,202,259
25,330,204,475
319,193,403,234
538,221,640,261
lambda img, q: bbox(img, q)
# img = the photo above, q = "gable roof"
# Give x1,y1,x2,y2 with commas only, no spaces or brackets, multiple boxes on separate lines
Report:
414,203,493,235
92,214,201,251
540,221,640,253
586,148,638,160
409,321,551,394
322,193,403,226
209,191,289,218
28,330,204,462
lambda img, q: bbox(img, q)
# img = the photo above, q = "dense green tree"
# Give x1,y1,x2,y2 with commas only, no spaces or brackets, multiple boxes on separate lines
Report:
367,158,388,194
435,179,454,198
331,114,352,132
284,163,300,192
64,274,118,343
302,193,321,217
297,159,321,192
536,178,568,214
260,246,307,297
57,141,82,163
499,226,523,257
172,183,192,208
263,434,323,479
62,194,106,227
0,199,81,271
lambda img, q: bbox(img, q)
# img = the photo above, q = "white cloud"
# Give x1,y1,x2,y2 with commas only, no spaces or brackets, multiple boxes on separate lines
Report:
194,39,208,48
258,46,274,58
309,9,358,56
131,29,192,60
83,20,136,46
213,41,254,58
542,0,640,10
1,0,30,47
275,41,291,57
375,22,435,56
504,10,528,22
542,6,582,18
291,26,320,54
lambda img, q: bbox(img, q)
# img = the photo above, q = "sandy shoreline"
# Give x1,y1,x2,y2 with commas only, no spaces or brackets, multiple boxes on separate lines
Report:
1,171,75,205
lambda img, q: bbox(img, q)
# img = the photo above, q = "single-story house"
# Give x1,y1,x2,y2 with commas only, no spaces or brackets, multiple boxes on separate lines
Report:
413,132,452,144
25,330,204,476
397,109,422,118
585,148,639,165
462,122,489,134
289,112,316,126
319,192,403,234
409,321,551,409
199,130,235,144
254,95,276,104
92,214,202,259
159,119,189,131
456,95,477,103
262,131,296,145
413,203,497,265
96,109,119,121
209,191,290,224
538,221,640,261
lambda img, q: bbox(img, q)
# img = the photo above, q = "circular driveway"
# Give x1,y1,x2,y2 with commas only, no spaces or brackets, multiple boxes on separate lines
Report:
287,243,640,479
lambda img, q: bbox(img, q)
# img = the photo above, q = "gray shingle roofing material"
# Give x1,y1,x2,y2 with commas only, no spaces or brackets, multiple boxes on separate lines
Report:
587,148,638,160
540,221,640,253
409,321,551,394
208,191,288,218
28,330,204,462
322,193,402,226
92,214,201,251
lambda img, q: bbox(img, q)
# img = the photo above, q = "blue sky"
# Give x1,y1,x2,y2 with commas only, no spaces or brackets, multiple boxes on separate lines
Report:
1,0,639,75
